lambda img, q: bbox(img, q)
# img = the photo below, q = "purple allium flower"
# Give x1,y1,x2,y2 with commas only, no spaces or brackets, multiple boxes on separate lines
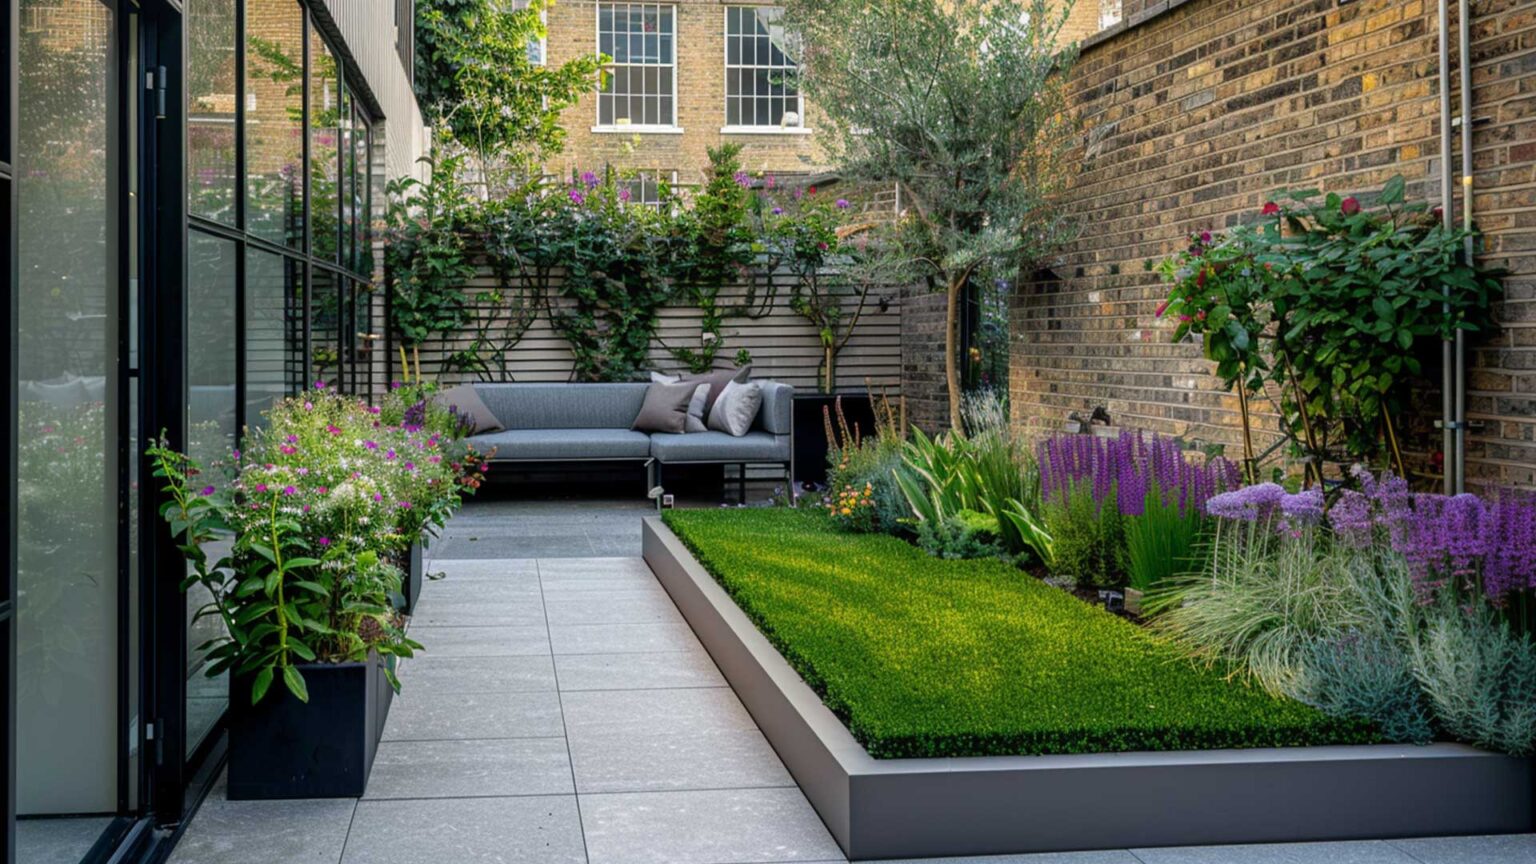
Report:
1328,489,1374,547
1279,488,1325,525
1205,483,1287,523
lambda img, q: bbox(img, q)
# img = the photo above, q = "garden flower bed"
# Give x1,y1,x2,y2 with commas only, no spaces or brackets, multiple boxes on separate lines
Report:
643,509,1534,859
661,508,1365,758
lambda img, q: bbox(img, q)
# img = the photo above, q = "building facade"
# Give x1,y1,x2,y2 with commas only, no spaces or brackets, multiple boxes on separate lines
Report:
538,0,1116,188
2,2,426,863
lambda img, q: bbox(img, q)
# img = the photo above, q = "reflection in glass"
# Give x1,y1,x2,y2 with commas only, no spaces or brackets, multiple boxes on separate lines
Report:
246,250,305,426
186,231,238,757
349,280,374,395
310,267,341,388
15,0,118,846
245,0,305,246
189,0,238,222
309,32,340,261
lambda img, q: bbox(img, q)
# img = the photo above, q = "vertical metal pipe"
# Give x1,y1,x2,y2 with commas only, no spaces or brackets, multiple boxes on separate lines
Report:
1438,0,1456,492
1456,0,1474,494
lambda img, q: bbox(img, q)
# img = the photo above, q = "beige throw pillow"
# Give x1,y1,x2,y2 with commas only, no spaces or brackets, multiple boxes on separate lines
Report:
706,380,763,437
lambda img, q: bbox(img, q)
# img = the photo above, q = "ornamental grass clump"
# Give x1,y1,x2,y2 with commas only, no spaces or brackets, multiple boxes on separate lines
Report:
1158,475,1536,753
148,386,486,705
1037,431,1238,588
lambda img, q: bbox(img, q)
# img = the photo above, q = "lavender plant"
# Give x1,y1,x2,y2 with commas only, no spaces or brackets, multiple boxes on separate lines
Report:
1037,431,1238,588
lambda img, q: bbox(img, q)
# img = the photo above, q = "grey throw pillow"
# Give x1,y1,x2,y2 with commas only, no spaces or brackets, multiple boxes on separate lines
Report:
633,381,697,434
706,380,763,437
685,383,713,433
683,365,751,415
434,385,504,435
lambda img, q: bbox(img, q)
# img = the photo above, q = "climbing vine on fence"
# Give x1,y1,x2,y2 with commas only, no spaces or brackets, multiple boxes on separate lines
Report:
386,152,892,385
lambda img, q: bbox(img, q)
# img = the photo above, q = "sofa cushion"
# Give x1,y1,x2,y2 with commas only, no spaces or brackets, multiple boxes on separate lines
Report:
468,428,654,460
650,431,790,463
473,383,649,430
436,384,505,435
755,382,793,435
681,365,751,414
632,381,696,434
707,380,763,437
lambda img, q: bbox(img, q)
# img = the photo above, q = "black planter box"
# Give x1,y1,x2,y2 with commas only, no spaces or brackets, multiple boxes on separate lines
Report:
403,539,425,615
226,653,393,800
793,392,877,487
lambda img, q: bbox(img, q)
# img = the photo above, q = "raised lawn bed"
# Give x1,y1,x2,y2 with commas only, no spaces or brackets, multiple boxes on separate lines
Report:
663,508,1365,758
645,510,1534,859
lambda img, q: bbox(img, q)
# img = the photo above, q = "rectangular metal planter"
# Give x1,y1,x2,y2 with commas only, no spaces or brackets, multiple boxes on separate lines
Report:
403,538,425,615
642,517,1536,860
226,653,393,800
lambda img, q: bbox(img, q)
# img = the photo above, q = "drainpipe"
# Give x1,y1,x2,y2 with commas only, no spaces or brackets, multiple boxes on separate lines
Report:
1438,0,1457,492
1456,0,1474,494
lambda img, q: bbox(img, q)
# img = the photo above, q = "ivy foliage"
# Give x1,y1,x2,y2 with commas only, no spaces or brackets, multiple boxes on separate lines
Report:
384,151,479,349
1154,176,1503,466
668,144,761,374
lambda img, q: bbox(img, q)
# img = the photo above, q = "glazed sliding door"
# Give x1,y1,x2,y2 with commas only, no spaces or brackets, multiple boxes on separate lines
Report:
13,0,123,859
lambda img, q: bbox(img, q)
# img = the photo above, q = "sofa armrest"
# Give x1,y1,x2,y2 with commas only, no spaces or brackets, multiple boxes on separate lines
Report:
756,382,794,435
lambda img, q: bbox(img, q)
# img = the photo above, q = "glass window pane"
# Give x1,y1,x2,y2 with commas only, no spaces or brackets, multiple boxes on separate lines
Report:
310,267,341,388
189,0,238,221
310,32,340,262
245,0,305,247
245,251,304,427
15,0,119,832
185,230,238,757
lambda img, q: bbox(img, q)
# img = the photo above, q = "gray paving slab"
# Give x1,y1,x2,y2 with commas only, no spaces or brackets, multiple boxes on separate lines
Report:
549,621,702,654
382,690,565,741
562,687,793,793
342,796,587,864
409,598,549,627
579,787,845,864
169,795,355,864
554,650,727,691
431,535,599,559
873,854,1139,864
1128,841,1420,864
364,737,574,800
405,624,551,657
1387,834,1536,864
424,557,540,580
543,588,681,625
395,653,558,695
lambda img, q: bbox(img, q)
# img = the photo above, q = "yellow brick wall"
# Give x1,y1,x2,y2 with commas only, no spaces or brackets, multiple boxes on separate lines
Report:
544,0,829,185
542,0,1109,185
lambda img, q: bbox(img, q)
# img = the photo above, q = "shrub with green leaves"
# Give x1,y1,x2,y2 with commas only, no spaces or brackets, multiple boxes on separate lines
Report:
1043,480,1125,588
1295,632,1432,746
148,388,483,705
663,508,1372,758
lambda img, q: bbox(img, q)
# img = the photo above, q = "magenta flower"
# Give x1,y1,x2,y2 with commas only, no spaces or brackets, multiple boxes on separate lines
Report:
280,445,297,455
285,434,299,444
569,188,585,205
772,207,783,215
581,170,598,188
316,486,329,495
255,484,269,493
318,537,332,547
313,380,327,390
327,424,343,435
200,485,216,496
618,187,631,202
363,440,379,450
282,485,298,496
835,198,849,210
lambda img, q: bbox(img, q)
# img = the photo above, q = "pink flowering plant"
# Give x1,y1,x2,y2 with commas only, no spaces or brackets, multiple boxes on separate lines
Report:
1153,175,1502,471
146,388,483,705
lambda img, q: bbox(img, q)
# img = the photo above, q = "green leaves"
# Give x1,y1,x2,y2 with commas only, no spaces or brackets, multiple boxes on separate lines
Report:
1150,174,1503,466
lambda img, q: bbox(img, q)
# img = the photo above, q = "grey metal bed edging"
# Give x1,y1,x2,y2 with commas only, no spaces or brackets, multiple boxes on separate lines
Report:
641,517,1536,861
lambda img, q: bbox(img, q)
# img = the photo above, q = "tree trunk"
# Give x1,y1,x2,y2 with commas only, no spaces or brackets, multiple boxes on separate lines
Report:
945,275,964,433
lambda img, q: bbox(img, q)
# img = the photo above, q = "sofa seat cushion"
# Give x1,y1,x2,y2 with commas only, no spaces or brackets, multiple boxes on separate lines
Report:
469,428,654,461
650,431,789,463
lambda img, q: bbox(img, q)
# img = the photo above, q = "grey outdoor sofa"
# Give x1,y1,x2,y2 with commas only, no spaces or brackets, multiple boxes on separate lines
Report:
463,382,794,496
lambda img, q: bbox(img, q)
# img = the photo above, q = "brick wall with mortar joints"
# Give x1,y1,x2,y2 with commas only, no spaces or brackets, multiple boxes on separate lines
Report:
1008,0,1536,489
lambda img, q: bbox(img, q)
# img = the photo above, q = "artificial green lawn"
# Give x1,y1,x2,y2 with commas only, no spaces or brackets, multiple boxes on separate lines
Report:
662,508,1375,759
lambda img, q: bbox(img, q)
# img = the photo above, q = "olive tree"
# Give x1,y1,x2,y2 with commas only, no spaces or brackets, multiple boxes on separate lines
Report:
784,0,1080,430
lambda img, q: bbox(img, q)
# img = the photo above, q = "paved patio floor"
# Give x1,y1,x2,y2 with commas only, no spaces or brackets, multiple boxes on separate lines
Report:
169,498,1536,864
